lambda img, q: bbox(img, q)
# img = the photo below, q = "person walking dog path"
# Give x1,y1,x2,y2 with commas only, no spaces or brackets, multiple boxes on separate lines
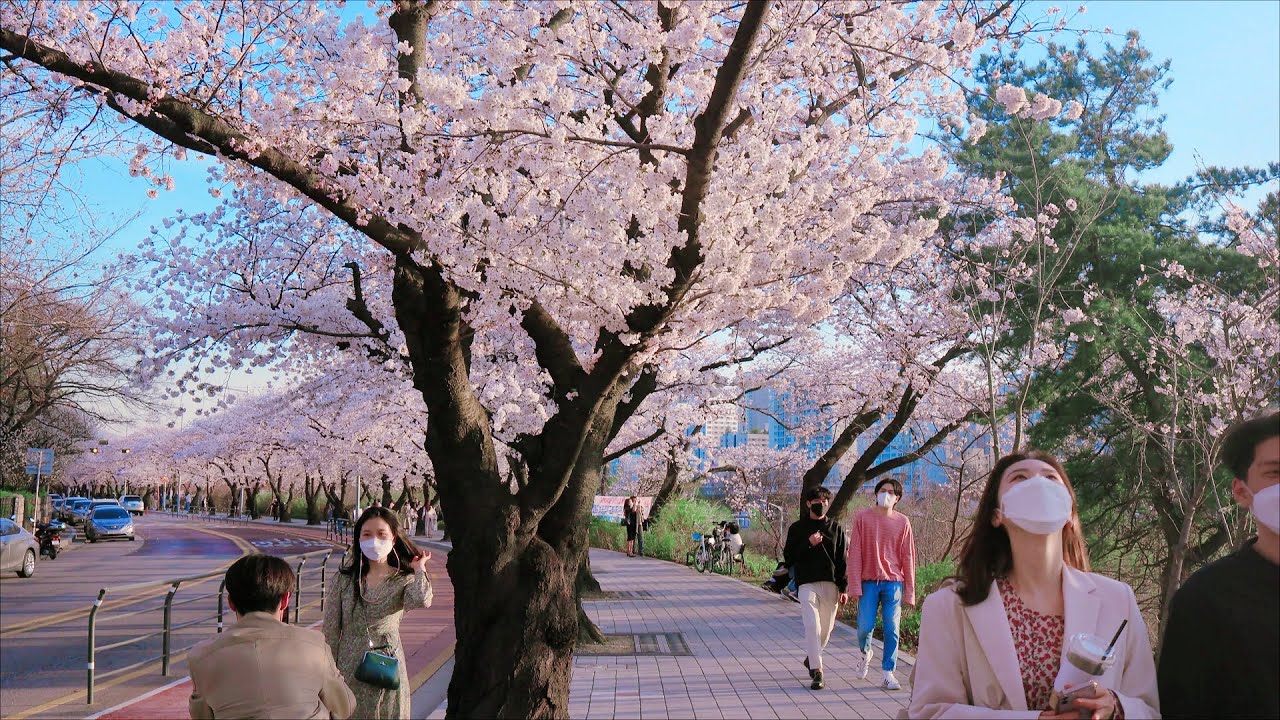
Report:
428,547,912,719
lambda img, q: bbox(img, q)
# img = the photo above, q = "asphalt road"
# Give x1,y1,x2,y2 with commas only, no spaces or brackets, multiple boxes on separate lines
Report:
0,515,348,719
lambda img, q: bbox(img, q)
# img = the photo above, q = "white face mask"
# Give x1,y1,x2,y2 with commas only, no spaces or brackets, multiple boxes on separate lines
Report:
360,537,394,562
1000,475,1073,535
876,492,894,508
1247,484,1280,534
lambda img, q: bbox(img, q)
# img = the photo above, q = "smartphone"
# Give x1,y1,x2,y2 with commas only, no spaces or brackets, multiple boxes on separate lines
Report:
1051,682,1094,716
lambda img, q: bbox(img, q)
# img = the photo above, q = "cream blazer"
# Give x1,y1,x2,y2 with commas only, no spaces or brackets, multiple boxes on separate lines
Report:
906,566,1160,719
188,611,356,719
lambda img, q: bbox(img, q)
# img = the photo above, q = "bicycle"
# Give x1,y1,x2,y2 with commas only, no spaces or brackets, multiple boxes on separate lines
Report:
690,521,745,574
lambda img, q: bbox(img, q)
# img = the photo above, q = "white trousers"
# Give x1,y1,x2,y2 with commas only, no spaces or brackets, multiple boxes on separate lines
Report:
799,581,839,672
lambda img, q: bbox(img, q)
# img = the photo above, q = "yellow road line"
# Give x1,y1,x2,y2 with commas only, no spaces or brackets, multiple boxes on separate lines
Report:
409,640,457,691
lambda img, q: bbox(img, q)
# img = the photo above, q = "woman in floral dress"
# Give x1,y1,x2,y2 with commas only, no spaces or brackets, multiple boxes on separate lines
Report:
324,507,432,719
907,451,1159,719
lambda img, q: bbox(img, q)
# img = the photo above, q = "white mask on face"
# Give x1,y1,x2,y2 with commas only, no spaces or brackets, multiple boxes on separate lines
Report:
876,492,894,508
1000,475,1073,535
1247,484,1280,534
360,537,394,562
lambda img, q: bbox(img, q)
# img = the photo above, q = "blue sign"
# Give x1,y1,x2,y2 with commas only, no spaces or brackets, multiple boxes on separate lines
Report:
735,511,750,529
25,448,54,475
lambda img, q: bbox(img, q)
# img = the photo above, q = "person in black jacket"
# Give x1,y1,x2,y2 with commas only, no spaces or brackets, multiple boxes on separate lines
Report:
1158,412,1279,719
783,486,849,690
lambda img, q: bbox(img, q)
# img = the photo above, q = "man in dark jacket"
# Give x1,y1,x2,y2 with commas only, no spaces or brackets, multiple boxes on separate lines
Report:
783,486,849,690
1158,412,1278,719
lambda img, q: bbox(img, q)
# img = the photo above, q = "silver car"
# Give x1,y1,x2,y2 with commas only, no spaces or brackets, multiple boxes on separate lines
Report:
118,495,144,515
68,499,93,525
85,506,135,542
59,496,87,522
0,518,39,577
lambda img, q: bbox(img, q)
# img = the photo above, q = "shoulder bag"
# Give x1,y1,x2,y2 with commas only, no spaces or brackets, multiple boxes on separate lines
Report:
354,632,400,690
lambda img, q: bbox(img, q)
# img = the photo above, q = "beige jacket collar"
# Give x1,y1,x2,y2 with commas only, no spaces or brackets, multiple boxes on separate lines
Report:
961,565,1099,711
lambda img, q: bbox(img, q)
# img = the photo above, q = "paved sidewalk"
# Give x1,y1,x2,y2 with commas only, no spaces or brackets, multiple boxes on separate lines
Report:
429,548,912,719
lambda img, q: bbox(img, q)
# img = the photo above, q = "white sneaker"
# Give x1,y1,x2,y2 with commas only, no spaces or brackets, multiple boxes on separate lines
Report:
882,670,901,691
856,647,873,680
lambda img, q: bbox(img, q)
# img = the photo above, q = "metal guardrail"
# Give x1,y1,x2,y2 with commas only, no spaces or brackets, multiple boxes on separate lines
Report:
152,509,251,525
326,517,353,545
85,548,343,703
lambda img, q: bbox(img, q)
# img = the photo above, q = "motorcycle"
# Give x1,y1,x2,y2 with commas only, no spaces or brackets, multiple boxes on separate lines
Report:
35,519,66,559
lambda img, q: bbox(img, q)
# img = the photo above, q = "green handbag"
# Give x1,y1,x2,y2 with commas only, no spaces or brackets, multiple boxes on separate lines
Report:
354,639,400,690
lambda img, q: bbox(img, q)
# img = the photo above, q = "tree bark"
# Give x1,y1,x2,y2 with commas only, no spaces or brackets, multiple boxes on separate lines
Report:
304,474,324,524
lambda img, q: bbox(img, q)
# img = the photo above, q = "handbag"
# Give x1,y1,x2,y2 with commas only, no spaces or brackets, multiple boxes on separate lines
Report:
354,634,400,690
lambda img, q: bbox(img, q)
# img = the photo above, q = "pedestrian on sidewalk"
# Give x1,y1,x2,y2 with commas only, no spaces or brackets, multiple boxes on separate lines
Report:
324,507,433,719
188,554,355,719
424,502,437,538
908,451,1159,719
623,495,641,557
1158,412,1278,719
783,486,849,691
847,478,916,691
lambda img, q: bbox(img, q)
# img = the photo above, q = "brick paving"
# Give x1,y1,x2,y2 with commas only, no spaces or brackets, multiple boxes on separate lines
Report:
430,547,912,719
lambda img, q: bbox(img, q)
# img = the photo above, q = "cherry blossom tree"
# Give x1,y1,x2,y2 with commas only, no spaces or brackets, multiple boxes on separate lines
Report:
1,1,1038,713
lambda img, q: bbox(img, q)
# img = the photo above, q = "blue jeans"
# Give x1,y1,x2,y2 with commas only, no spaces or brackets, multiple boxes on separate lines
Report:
856,580,903,672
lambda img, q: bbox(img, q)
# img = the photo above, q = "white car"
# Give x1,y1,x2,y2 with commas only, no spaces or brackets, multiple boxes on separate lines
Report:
119,495,144,515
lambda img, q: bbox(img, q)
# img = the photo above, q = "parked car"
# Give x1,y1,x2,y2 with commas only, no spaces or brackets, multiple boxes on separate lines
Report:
59,497,87,522
68,498,93,525
118,495,144,516
89,498,120,511
51,496,65,515
85,506,136,543
0,518,39,577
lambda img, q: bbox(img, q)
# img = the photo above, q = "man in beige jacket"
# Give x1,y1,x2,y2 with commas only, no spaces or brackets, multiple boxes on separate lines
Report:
188,554,355,719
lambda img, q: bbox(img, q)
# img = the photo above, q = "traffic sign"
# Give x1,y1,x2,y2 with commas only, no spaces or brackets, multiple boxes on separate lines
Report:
25,448,53,475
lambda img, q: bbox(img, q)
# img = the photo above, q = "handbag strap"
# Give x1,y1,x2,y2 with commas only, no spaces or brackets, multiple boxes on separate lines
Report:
364,627,394,654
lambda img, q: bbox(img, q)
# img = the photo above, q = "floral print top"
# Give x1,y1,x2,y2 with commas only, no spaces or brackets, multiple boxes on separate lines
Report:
998,577,1064,711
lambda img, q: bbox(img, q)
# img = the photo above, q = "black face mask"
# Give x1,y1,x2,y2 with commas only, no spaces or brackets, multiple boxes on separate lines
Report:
809,502,825,516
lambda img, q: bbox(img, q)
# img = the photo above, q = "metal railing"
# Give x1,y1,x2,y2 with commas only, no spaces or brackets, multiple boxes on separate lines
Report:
84,548,344,703
152,509,250,525
326,517,353,545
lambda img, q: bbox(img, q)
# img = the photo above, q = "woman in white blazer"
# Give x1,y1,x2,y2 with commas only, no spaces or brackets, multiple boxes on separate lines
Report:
907,451,1159,719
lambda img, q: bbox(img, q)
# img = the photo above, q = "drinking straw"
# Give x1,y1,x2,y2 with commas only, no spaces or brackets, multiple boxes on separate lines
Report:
1103,619,1128,657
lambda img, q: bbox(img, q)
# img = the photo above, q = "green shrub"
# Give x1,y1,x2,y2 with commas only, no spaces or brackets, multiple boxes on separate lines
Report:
588,516,626,552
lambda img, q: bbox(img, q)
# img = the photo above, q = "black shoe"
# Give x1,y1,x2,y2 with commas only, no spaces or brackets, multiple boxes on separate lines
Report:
802,657,814,678
810,670,824,690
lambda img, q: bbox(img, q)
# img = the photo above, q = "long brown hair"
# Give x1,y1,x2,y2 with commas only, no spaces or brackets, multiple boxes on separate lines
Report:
339,506,421,603
952,450,1090,606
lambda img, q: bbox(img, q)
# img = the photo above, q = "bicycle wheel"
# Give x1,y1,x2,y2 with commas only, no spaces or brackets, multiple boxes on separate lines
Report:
695,548,709,573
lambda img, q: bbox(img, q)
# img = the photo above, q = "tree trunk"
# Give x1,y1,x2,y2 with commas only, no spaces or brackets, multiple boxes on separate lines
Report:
304,474,324,525
248,481,263,519
575,553,606,645
380,474,394,507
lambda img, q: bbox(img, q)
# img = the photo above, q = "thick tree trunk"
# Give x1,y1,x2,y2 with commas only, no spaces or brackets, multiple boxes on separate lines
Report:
304,475,324,525
575,553,605,645
248,481,263,519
